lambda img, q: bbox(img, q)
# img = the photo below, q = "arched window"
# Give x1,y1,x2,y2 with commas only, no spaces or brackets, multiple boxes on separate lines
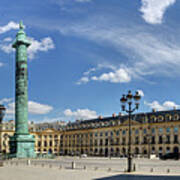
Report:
174,114,179,121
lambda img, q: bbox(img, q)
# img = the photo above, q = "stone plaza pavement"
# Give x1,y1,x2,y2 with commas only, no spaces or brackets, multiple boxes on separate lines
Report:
1,158,180,180
0,166,180,180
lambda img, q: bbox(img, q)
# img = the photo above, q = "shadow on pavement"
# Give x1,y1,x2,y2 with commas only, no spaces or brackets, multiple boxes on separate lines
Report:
94,174,180,180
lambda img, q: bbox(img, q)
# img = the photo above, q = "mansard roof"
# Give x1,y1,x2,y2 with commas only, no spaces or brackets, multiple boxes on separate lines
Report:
66,109,180,131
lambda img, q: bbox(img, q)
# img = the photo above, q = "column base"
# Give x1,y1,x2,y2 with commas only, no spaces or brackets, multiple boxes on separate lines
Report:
9,134,36,158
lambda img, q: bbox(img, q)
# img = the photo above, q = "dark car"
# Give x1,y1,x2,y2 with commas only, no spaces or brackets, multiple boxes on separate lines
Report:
160,153,180,160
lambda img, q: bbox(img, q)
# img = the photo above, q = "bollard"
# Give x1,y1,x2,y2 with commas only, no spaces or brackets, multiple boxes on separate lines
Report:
41,164,44,167
167,169,170,173
150,168,153,172
16,162,18,166
133,164,136,172
49,164,52,168
84,166,86,170
27,159,31,166
59,165,62,170
0,161,4,167
94,167,98,171
72,161,75,169
108,168,111,172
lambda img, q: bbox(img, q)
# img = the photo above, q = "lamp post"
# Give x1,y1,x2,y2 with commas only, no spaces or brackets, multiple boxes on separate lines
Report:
0,105,6,123
0,104,6,154
120,90,141,172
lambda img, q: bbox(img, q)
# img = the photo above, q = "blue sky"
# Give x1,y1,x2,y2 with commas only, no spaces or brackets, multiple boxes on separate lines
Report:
0,0,180,122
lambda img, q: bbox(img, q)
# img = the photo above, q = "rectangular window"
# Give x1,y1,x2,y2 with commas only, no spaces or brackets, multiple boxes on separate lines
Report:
166,127,170,133
174,127,178,133
159,128,163,133
135,129,139,135
151,128,155,134
159,136,163,144
135,137,139,144
166,135,170,144
122,130,126,135
151,136,155,144
174,135,178,144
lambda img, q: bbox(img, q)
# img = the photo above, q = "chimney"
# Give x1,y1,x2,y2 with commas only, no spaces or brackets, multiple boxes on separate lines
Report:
112,113,116,118
152,108,156,112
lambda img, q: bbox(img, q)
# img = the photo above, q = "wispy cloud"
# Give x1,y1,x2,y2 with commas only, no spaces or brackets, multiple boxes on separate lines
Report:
75,0,92,2
58,19,180,84
140,0,176,24
76,77,89,85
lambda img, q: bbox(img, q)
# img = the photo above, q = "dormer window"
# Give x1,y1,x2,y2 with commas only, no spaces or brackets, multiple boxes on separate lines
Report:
158,116,164,122
151,116,156,122
165,115,171,121
174,114,179,121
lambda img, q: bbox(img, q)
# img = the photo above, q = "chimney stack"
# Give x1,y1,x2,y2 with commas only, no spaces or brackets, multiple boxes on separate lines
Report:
112,113,116,118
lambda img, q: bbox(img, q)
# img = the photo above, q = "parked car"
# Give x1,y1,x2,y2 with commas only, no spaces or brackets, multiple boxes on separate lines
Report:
160,153,180,160
81,154,87,158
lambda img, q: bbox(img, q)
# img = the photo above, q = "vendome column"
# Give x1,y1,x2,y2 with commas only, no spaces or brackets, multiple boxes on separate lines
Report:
9,22,36,158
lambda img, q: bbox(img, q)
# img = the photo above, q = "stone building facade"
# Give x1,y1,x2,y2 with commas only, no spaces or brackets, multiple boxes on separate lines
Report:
1,109,180,157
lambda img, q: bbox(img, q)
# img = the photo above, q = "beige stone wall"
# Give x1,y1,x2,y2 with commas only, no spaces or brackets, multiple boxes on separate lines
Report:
1,113,180,157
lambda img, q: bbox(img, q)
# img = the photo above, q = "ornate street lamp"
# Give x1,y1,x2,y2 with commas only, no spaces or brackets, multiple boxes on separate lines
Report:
120,90,141,172
0,104,6,154
0,104,6,123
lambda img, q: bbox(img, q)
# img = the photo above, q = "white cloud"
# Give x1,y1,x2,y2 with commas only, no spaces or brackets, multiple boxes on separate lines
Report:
77,63,120,84
0,98,13,104
0,21,19,34
137,90,144,97
2,99,53,115
91,68,131,83
76,77,89,85
28,37,55,59
145,100,179,111
0,43,13,53
140,0,176,24
28,101,53,114
0,37,55,60
64,108,98,120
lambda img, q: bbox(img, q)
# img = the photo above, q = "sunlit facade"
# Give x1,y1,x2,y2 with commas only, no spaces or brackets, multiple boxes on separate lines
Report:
1,109,180,157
